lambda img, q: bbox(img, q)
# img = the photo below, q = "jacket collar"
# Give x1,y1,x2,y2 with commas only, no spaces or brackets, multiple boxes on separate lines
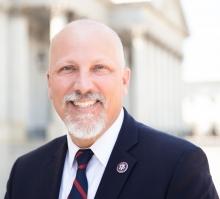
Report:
41,136,67,199
39,108,138,199
95,108,138,199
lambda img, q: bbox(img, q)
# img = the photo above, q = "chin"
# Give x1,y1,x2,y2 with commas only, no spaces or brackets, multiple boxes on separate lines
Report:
64,112,106,140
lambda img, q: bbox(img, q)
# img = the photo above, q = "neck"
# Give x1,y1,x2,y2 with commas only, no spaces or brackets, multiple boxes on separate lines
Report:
69,133,102,148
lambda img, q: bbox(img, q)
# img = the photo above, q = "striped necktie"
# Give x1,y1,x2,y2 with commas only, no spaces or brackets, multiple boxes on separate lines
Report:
68,149,93,199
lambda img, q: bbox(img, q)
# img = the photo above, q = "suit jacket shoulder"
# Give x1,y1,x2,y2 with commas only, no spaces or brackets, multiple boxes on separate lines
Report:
15,135,67,165
136,120,201,163
95,109,219,199
5,136,67,199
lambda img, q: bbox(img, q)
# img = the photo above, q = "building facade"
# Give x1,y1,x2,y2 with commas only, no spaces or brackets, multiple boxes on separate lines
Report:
183,81,220,136
0,0,188,141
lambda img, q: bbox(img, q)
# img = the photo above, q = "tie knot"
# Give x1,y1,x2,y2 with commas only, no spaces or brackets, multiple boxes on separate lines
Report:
75,149,93,170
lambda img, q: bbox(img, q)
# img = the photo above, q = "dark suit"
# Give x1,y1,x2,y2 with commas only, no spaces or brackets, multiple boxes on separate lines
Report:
5,110,219,199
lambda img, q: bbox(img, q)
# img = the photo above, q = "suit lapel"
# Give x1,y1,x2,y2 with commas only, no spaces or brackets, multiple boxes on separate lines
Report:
40,136,67,199
95,110,138,199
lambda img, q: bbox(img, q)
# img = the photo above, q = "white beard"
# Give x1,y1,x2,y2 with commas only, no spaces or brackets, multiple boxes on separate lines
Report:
64,111,106,139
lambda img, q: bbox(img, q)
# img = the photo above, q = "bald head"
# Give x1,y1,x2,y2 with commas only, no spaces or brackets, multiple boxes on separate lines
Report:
49,19,126,70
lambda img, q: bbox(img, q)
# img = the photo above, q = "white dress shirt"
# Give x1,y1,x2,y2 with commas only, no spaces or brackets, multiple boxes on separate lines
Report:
58,109,124,199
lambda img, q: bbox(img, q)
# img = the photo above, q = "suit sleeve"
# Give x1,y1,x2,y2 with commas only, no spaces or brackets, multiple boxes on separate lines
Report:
4,159,19,199
166,147,219,199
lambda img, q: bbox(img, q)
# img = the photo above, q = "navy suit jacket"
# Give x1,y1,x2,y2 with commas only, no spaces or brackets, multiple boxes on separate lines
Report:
5,110,219,199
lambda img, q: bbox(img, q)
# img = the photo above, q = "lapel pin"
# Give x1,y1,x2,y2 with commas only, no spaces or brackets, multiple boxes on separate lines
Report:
117,162,128,173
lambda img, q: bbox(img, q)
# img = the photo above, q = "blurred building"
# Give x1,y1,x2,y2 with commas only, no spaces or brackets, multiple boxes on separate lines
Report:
0,0,188,141
183,81,220,136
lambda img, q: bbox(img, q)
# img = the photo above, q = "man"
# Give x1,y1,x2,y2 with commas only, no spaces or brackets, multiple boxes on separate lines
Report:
5,19,219,199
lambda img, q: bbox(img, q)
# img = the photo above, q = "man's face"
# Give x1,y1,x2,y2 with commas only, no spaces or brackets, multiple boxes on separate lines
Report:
48,26,130,141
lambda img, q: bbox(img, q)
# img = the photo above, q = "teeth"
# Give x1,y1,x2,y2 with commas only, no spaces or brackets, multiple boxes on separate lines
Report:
73,100,97,108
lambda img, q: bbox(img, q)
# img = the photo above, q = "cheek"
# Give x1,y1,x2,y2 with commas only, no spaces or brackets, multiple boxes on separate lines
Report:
50,77,72,101
99,78,124,105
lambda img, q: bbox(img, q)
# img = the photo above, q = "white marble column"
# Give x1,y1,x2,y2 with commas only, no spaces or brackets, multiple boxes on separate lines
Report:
214,95,220,135
47,107,66,140
130,31,147,121
172,56,184,133
0,10,9,140
152,42,162,128
131,31,184,134
50,10,67,40
7,14,29,141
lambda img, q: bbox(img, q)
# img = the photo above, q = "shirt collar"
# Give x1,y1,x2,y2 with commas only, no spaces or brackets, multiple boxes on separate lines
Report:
91,109,124,167
66,132,80,168
66,109,124,168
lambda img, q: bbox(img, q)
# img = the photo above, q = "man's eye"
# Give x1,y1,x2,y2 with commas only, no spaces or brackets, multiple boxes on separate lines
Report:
93,65,109,72
59,66,77,73
63,66,73,70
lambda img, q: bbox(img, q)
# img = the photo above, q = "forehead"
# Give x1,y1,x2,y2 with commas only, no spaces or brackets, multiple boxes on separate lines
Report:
50,26,123,66
52,25,120,50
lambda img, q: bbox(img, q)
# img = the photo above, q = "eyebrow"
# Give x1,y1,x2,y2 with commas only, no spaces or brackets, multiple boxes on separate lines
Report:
92,58,115,66
54,57,115,68
54,59,78,68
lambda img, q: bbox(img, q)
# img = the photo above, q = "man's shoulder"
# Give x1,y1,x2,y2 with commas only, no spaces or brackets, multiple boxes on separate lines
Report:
135,120,201,157
124,110,197,152
16,135,67,165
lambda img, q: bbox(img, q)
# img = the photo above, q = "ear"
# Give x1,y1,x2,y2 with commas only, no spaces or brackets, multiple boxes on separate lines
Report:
122,66,131,95
47,71,52,100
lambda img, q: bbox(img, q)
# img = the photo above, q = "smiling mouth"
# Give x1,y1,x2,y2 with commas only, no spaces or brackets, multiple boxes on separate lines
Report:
68,100,102,108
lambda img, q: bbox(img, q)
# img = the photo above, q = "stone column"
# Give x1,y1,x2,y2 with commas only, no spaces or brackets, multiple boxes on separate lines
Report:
50,8,67,40
0,10,9,141
7,13,29,142
47,107,66,140
214,95,220,135
130,30,148,122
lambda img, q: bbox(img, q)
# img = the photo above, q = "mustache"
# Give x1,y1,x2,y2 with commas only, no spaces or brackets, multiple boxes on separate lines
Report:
63,92,105,104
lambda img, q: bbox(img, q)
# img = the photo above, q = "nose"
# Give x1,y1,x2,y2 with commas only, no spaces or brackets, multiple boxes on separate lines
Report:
74,71,95,94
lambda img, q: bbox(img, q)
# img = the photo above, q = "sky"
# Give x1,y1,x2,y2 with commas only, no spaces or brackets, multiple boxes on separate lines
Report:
181,0,220,82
